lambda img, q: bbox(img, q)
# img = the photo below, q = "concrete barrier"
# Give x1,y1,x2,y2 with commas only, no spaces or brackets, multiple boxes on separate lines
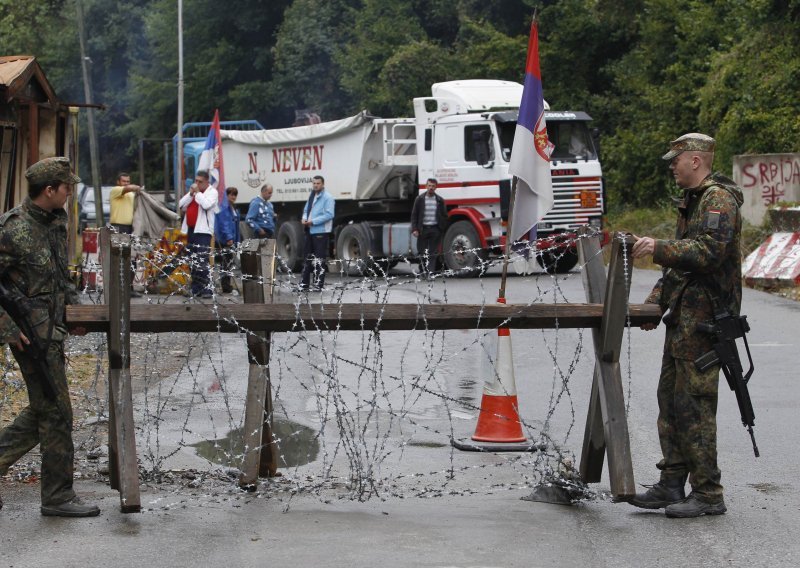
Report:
733,153,800,226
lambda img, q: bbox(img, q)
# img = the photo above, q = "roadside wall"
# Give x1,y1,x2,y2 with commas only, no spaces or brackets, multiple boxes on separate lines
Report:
732,153,800,226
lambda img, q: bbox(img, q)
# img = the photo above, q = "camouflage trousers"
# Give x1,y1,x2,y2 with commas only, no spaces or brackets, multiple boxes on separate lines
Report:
656,350,723,503
0,342,76,506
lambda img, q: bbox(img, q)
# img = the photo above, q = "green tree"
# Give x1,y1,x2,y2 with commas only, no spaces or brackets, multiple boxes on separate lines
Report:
374,40,457,115
0,0,80,100
269,0,357,123
699,4,800,168
454,19,528,82
337,0,427,116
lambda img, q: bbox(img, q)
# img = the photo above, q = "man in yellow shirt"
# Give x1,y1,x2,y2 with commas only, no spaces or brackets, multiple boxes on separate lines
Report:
109,172,141,234
108,172,142,296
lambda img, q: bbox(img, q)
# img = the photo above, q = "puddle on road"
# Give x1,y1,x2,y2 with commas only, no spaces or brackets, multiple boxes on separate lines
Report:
192,418,320,468
407,441,448,448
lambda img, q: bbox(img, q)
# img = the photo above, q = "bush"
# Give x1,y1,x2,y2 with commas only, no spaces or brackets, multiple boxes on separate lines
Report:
604,206,770,270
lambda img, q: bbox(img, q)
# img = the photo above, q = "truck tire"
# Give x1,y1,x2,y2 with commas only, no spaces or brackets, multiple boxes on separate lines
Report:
536,249,579,274
276,220,304,272
442,220,488,277
336,223,374,277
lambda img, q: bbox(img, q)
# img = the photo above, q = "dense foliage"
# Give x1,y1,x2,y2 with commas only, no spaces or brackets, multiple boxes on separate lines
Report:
1,0,798,209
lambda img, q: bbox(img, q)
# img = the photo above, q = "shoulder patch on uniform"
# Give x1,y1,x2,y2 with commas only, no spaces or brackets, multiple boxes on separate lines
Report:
705,210,721,230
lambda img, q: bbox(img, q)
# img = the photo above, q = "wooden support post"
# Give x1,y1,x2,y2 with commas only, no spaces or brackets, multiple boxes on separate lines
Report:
577,227,607,483
579,232,636,498
101,229,141,512
239,239,278,488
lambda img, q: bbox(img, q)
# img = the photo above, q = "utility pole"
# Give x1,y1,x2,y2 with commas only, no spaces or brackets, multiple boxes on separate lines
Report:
75,0,104,226
176,0,185,201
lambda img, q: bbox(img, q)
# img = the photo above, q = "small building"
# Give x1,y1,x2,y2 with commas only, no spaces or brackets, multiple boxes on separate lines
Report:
0,55,79,212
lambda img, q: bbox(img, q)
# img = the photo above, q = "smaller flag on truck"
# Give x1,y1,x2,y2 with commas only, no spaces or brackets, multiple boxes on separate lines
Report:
508,19,554,243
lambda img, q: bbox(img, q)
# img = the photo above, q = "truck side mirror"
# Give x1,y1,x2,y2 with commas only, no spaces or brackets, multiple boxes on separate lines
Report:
472,130,492,167
591,127,601,155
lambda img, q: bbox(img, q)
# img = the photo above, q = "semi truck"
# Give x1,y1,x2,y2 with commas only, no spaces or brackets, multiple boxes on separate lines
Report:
182,80,605,275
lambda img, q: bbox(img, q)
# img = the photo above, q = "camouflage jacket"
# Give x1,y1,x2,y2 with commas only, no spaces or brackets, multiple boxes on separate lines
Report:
645,172,744,360
0,197,79,344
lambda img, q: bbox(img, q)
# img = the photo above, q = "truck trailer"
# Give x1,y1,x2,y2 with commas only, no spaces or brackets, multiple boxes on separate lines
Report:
200,80,604,275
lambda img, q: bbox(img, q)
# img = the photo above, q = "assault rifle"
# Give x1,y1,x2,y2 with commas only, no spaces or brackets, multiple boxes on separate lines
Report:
695,303,759,457
0,278,68,417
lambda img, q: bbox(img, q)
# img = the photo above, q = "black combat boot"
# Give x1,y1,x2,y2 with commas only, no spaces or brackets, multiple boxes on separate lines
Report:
41,496,100,517
665,494,727,518
628,477,686,509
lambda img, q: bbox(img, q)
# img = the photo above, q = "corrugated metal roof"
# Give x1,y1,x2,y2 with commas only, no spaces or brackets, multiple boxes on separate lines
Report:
0,55,35,86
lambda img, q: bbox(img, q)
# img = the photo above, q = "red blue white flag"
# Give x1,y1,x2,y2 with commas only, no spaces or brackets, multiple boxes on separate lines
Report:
508,20,554,243
197,109,226,207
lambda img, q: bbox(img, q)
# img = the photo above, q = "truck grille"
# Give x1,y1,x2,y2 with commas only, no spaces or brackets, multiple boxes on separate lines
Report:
541,176,603,229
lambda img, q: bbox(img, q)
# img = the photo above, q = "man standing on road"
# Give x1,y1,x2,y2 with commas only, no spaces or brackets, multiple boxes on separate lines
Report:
179,170,218,298
629,133,744,518
0,157,99,517
300,175,335,291
109,172,143,296
246,183,276,239
411,178,447,276
214,186,241,294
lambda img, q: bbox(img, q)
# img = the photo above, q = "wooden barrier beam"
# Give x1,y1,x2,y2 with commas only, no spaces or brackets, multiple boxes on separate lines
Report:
583,234,637,498
100,229,142,513
577,228,608,484
67,302,662,333
239,239,279,488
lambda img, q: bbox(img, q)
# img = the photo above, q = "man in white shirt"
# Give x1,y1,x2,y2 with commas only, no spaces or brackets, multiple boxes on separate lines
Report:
178,170,218,298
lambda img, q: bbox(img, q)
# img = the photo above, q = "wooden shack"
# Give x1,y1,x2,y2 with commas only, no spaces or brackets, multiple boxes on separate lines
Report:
0,55,79,212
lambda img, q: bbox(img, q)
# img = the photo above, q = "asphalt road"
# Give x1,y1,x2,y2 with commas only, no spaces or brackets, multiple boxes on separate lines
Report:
2,265,798,568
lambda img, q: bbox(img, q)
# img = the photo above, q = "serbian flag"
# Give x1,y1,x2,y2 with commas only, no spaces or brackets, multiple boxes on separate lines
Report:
508,19,554,243
197,109,227,208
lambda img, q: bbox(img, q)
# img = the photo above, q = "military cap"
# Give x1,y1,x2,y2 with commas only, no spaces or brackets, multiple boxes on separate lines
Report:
25,157,81,186
662,133,716,160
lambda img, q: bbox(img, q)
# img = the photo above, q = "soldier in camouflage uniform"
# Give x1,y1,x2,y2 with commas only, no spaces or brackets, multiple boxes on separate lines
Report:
629,133,743,518
0,157,99,517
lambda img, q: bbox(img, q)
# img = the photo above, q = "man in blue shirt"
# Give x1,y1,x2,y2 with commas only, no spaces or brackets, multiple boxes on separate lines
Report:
246,183,276,238
300,175,335,291
214,186,241,294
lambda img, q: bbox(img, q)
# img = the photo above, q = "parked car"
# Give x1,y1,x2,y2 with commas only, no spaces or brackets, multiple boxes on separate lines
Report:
78,183,114,230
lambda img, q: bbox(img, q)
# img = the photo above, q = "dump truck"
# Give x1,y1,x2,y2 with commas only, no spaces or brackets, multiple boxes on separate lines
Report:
188,80,605,274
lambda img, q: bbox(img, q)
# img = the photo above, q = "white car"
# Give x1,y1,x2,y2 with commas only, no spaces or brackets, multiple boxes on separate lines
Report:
77,183,114,230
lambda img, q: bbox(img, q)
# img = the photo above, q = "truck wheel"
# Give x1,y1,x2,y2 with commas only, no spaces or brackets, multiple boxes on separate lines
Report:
276,221,304,272
442,220,488,277
536,249,579,274
336,224,373,277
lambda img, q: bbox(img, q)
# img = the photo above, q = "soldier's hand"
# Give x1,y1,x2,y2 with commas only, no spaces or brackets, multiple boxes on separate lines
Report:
71,326,88,337
640,322,658,331
632,235,655,259
11,331,30,351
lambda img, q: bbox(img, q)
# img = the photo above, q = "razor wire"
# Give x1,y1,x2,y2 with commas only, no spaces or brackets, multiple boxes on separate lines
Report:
0,228,634,511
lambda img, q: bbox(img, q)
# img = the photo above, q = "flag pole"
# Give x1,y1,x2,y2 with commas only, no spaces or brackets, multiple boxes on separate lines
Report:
500,10,540,302
498,176,519,301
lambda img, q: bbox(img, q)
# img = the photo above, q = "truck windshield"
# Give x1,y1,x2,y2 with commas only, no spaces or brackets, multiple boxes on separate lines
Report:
495,119,597,162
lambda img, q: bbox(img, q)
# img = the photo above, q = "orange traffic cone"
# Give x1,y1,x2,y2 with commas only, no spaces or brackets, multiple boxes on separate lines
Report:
470,298,526,443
